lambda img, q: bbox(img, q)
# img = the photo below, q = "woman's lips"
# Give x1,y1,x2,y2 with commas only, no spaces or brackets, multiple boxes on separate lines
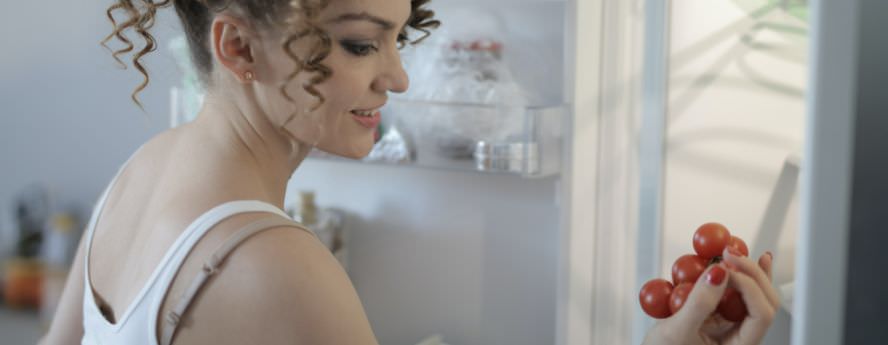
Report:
351,110,381,129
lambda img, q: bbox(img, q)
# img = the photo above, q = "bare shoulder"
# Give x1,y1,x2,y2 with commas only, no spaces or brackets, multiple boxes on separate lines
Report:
168,223,379,345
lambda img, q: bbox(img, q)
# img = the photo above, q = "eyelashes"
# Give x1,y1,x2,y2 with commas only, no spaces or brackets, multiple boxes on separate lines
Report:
339,40,379,57
339,31,412,56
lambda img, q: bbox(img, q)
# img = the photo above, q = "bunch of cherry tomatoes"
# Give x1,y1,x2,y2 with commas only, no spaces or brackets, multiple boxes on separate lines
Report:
639,222,749,322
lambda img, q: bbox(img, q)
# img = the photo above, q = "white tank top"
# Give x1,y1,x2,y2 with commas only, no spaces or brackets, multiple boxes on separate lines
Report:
81,149,310,345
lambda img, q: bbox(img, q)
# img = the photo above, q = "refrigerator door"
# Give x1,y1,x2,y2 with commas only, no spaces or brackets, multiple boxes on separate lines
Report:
794,1,888,344
571,1,887,344
562,0,816,344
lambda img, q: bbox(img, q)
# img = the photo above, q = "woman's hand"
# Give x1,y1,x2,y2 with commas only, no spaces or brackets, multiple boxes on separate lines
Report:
642,248,778,345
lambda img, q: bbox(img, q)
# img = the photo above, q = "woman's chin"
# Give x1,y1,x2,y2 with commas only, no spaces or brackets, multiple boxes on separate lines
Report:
317,143,374,160
340,150,372,160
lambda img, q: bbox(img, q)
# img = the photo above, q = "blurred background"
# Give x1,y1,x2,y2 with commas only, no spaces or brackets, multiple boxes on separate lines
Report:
0,2,175,343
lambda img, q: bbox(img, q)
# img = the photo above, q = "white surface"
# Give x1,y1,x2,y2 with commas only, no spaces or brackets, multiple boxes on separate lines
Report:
650,1,807,344
588,1,647,344
779,282,794,312
662,0,807,289
633,0,671,342
288,161,561,345
556,0,602,344
587,1,807,344
669,0,809,341
663,0,807,329
793,0,858,344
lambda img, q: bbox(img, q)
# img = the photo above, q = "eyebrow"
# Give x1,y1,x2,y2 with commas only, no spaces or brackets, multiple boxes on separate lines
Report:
328,12,397,31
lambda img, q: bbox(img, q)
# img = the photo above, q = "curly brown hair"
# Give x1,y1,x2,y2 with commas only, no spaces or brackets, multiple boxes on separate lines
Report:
101,0,440,111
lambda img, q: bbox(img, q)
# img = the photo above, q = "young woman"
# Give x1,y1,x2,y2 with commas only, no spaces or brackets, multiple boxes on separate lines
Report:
39,1,777,344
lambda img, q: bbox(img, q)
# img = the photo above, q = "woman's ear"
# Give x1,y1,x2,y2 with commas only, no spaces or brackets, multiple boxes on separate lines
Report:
211,14,257,83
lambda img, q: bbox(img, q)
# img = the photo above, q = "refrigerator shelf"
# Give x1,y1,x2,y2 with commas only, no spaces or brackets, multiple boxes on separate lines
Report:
308,99,565,178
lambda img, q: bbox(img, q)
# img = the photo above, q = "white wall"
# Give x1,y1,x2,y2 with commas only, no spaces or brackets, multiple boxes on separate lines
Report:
662,0,808,343
288,163,559,345
0,2,177,256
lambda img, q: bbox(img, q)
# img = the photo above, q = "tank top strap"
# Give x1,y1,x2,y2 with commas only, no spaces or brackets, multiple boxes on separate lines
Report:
147,200,296,299
159,216,313,345
146,200,309,343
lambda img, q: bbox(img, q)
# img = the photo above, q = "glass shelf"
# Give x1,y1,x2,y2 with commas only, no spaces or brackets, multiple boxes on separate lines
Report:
309,99,564,178
171,89,564,178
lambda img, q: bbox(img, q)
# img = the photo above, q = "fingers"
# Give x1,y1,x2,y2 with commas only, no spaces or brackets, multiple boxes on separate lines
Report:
758,251,773,281
728,270,776,342
672,264,729,332
722,248,779,308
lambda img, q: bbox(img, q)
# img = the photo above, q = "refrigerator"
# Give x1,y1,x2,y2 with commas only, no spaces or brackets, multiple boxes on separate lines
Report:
264,0,813,344
267,0,873,344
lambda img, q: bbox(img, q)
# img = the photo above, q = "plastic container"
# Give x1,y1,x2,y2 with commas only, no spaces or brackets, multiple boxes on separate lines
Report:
381,99,564,177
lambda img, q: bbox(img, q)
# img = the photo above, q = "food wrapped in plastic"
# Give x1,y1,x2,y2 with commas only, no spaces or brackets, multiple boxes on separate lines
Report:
394,24,530,159
364,125,414,163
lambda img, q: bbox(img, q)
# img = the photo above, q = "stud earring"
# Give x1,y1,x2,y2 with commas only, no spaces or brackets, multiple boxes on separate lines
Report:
244,71,255,81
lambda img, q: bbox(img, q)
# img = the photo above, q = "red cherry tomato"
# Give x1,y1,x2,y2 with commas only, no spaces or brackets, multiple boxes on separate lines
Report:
672,254,707,285
726,235,749,257
639,222,753,321
693,223,732,260
669,282,694,314
639,279,674,319
717,287,748,322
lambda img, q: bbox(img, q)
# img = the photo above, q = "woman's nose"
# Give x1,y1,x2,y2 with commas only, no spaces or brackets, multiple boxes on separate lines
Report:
372,50,409,94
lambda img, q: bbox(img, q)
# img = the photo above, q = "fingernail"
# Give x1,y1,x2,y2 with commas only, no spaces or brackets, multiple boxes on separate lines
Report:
706,265,726,285
766,251,774,261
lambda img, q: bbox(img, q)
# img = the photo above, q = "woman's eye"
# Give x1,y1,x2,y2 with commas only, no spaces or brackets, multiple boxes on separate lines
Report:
340,41,378,56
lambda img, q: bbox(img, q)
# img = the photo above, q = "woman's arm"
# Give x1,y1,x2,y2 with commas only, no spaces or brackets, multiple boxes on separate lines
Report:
167,226,380,345
38,231,87,345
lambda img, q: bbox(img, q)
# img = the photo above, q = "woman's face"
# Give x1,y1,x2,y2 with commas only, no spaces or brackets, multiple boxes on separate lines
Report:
251,0,412,159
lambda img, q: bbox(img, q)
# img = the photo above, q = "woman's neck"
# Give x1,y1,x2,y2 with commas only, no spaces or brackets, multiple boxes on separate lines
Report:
184,92,312,208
